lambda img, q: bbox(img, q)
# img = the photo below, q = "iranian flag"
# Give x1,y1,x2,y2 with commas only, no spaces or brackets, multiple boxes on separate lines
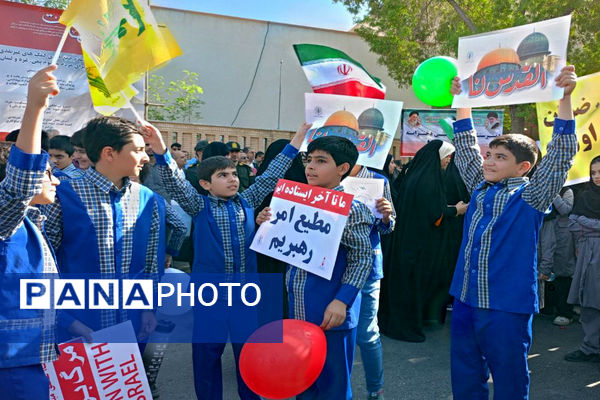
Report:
293,44,386,99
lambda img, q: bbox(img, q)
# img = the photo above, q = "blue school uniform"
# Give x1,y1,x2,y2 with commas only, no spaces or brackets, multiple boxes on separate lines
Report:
44,170,166,337
287,194,374,400
154,145,298,400
355,167,395,395
0,147,57,397
449,118,577,399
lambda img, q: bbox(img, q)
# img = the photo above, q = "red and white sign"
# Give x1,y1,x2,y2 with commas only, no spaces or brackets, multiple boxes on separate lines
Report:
43,321,152,400
250,179,354,280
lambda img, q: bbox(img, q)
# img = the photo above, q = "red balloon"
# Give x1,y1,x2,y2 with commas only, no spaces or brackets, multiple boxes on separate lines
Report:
240,319,327,399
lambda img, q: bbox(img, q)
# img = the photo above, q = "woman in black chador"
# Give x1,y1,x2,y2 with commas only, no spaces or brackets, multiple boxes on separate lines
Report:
379,140,467,342
254,139,307,318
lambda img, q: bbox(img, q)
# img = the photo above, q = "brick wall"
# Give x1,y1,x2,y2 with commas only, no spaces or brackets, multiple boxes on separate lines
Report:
151,121,403,159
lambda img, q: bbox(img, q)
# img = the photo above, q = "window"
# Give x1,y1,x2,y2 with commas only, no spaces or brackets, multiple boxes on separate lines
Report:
172,132,178,143
263,138,268,151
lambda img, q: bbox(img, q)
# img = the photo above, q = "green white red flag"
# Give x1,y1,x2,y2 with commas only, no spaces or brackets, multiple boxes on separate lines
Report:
293,44,386,99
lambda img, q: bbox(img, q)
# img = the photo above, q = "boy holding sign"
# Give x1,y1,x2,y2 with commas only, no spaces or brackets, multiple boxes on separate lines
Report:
143,123,309,400
259,136,376,399
448,66,578,399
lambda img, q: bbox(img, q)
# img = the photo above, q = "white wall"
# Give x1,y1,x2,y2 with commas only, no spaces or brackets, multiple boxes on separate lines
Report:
153,6,425,137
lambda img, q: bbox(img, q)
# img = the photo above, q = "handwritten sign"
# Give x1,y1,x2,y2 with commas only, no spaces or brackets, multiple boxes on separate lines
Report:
302,93,403,170
251,179,354,280
341,176,383,219
452,15,571,108
0,2,142,134
401,109,504,155
43,321,152,400
536,72,600,185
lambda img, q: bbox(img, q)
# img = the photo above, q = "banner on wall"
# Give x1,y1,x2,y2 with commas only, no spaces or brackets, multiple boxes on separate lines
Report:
400,109,504,156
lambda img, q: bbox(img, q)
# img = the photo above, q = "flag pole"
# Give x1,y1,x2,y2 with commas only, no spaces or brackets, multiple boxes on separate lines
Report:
51,26,70,65
124,93,143,123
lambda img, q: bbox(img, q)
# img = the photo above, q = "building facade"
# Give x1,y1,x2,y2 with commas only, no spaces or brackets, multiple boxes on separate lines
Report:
151,6,425,158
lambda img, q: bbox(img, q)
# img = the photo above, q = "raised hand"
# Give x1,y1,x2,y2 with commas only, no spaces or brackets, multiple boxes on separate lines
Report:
138,120,167,155
290,122,313,150
27,64,60,109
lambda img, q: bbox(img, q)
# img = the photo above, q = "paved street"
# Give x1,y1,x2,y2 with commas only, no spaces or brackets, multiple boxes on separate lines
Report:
155,312,600,399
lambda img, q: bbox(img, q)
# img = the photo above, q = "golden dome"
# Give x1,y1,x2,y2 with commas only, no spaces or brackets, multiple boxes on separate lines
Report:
477,48,521,72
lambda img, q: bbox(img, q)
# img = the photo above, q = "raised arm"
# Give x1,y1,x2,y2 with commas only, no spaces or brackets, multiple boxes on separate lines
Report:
523,66,578,211
140,122,203,216
0,65,59,240
450,77,484,195
241,123,309,207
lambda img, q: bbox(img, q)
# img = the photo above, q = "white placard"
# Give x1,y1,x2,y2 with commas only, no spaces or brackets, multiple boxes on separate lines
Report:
251,179,354,280
43,321,152,400
302,93,403,170
452,15,571,108
341,176,383,219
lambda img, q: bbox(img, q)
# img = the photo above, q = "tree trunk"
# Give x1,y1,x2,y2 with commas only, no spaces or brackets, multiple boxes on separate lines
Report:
509,105,525,134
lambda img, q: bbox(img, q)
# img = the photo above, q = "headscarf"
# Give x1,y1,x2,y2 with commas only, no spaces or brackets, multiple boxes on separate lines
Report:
368,154,394,181
257,139,307,183
572,157,600,219
438,141,455,160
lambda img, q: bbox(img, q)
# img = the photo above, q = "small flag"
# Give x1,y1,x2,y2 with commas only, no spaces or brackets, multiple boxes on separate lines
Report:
83,51,138,116
293,44,386,99
60,0,182,95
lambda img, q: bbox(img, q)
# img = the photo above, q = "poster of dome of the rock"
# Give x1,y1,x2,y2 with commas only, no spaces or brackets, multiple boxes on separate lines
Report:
452,15,571,108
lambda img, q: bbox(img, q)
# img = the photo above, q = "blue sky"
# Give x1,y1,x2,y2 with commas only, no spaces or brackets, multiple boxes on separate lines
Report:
151,0,363,31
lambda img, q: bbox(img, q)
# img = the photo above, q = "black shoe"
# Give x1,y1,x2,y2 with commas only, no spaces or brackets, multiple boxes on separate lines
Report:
564,350,600,362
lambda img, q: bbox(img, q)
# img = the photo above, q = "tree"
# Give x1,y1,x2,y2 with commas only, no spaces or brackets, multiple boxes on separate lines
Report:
147,70,205,123
336,0,600,135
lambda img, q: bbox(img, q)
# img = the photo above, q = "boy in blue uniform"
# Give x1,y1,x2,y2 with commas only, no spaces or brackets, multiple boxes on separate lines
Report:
44,116,178,338
143,122,310,400
449,66,578,399
348,164,395,399
288,137,375,400
0,65,88,398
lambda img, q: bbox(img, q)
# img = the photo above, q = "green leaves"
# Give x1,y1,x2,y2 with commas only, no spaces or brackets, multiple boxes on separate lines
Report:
335,0,600,135
148,70,205,123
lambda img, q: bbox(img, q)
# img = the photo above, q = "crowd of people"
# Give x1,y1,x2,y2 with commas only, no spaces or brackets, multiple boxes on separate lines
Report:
0,63,597,400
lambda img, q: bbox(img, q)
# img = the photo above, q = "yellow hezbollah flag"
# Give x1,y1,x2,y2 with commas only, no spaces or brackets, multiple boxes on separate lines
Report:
83,50,137,116
60,0,182,95
536,72,600,185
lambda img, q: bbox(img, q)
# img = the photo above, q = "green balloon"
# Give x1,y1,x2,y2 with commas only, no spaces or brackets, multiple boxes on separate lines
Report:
412,56,458,107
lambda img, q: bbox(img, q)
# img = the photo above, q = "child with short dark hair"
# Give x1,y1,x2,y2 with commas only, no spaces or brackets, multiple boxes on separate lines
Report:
49,135,83,179
44,114,173,339
448,66,578,399
143,122,310,400
288,136,375,399
69,128,92,170
0,65,61,400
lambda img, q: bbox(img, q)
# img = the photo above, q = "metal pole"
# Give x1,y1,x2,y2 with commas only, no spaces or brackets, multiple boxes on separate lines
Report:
277,59,283,130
